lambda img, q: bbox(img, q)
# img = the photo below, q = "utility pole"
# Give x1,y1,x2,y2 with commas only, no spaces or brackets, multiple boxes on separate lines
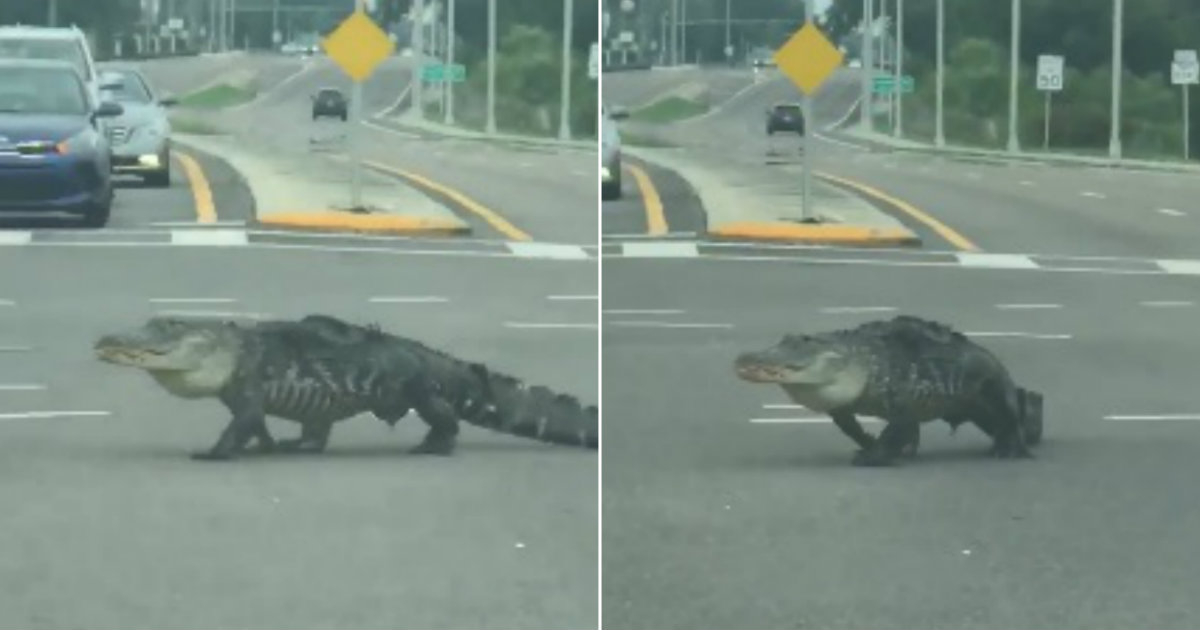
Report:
557,0,573,140
893,0,903,138
48,0,58,26
445,0,456,124
1006,0,1020,153
411,0,425,120
680,0,687,64
485,0,496,134
1108,0,1124,159
271,0,280,50
859,0,873,131
800,0,814,222
670,0,678,65
935,0,944,146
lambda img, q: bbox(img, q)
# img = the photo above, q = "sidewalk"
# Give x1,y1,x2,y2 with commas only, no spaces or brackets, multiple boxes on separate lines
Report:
173,133,471,236
833,126,1200,174
625,146,922,247
380,113,595,152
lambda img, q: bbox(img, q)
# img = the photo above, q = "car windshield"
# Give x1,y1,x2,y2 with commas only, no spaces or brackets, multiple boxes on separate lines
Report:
775,105,801,115
99,71,152,104
0,38,89,80
318,89,341,98
0,66,87,115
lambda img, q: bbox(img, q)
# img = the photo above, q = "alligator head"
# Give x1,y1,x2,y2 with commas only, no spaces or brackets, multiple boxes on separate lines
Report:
734,333,858,386
94,316,244,398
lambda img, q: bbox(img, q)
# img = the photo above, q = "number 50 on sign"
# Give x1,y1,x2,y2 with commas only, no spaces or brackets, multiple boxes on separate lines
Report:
1037,55,1064,91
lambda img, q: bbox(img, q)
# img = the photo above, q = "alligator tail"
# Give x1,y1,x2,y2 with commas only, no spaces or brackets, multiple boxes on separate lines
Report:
466,364,598,449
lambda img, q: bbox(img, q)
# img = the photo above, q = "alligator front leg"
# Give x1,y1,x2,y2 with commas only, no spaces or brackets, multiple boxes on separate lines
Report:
852,420,916,467
193,386,268,461
277,420,333,454
829,410,877,452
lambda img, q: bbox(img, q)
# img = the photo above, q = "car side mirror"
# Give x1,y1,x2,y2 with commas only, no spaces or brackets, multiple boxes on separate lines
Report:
100,81,123,91
609,107,629,120
94,101,124,118
159,96,178,107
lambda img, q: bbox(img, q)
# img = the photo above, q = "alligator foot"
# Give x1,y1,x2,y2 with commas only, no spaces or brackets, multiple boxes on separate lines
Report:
410,437,456,456
190,450,235,461
988,436,1034,459
851,447,898,467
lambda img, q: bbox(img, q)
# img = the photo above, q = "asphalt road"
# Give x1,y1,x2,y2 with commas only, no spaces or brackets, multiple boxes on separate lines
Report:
0,246,597,630
186,53,597,245
601,255,1200,630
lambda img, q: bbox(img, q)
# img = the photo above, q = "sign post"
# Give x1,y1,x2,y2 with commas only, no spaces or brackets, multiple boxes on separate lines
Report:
1036,54,1064,150
320,1,395,210
772,5,844,222
1172,50,1199,161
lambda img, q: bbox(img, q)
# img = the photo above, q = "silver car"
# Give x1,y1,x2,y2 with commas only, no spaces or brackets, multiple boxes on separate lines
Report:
602,104,628,201
97,66,177,187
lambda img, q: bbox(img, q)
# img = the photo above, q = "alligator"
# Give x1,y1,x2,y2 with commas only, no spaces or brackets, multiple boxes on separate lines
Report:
733,315,1043,467
94,314,599,461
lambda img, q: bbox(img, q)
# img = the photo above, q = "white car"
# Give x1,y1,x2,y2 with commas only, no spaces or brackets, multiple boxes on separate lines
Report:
602,104,628,201
0,26,105,106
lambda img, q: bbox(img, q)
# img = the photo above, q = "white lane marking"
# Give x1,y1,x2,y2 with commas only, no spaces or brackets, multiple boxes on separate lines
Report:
0,299,14,306
170,229,249,246
964,331,1072,340
1141,300,1194,307
547,295,597,301
603,309,685,315
965,172,981,180
0,384,46,391
506,242,589,260
994,303,1062,310
154,309,274,320
1157,208,1186,217
148,298,237,304
1080,191,1106,199
0,231,33,245
0,346,33,353
606,321,734,329
503,322,597,329
1156,260,1200,275
956,253,1039,269
604,231,699,240
750,417,883,424
151,220,247,227
1105,414,1200,422
621,242,700,258
1019,180,1035,186
819,306,897,314
367,296,450,304
0,411,111,421
764,404,806,410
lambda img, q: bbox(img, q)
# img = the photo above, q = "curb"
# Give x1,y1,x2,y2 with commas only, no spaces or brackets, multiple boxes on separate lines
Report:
255,212,472,236
708,222,922,247
376,116,595,152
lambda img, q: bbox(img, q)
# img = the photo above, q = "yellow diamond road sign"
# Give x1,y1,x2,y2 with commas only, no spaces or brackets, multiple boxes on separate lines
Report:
773,21,845,96
322,10,395,82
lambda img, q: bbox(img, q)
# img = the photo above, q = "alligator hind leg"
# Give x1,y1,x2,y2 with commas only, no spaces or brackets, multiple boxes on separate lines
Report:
852,420,916,467
978,385,1032,459
277,420,333,454
410,397,460,456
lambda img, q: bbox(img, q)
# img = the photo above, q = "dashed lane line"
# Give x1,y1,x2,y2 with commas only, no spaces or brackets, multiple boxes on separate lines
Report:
0,299,14,306
994,303,1062,310
749,417,882,425
964,331,1072,340
1158,208,1186,217
153,309,275,320
0,411,111,421
503,322,597,330
606,321,734,329
603,309,686,315
148,298,237,304
0,346,33,353
818,306,897,314
1105,414,1200,422
0,384,46,391
1141,300,1195,307
0,231,33,245
547,295,598,301
1081,191,1107,199
367,296,450,304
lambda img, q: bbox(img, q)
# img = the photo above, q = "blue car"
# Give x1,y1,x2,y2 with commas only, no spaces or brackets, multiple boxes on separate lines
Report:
0,59,123,227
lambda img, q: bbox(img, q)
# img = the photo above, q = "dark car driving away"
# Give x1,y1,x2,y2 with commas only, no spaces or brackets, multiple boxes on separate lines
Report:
766,103,805,135
0,59,123,227
312,87,347,121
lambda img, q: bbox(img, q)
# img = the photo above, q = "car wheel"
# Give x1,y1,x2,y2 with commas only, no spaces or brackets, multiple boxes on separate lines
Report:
602,166,622,201
341,112,347,122
79,199,112,228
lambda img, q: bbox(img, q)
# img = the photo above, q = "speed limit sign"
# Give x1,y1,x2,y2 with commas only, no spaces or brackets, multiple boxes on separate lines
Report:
1037,55,1064,91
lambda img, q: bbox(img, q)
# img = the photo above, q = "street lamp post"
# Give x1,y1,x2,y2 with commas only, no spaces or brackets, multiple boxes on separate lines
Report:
1006,0,1020,153
557,0,573,140
859,0,873,131
1108,0,1124,159
893,0,903,138
486,0,496,134
445,0,456,124
935,0,944,146
411,0,425,121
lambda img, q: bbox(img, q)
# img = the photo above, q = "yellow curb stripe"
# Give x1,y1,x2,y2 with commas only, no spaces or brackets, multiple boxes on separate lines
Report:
174,150,217,224
710,222,920,244
257,212,469,234
361,160,532,241
814,171,980,252
626,163,668,236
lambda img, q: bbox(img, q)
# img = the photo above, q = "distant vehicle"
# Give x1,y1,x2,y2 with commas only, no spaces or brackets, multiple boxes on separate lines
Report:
766,103,805,135
98,66,178,187
0,26,102,105
311,87,348,121
0,59,124,227
602,104,628,201
749,47,777,68
280,41,307,55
